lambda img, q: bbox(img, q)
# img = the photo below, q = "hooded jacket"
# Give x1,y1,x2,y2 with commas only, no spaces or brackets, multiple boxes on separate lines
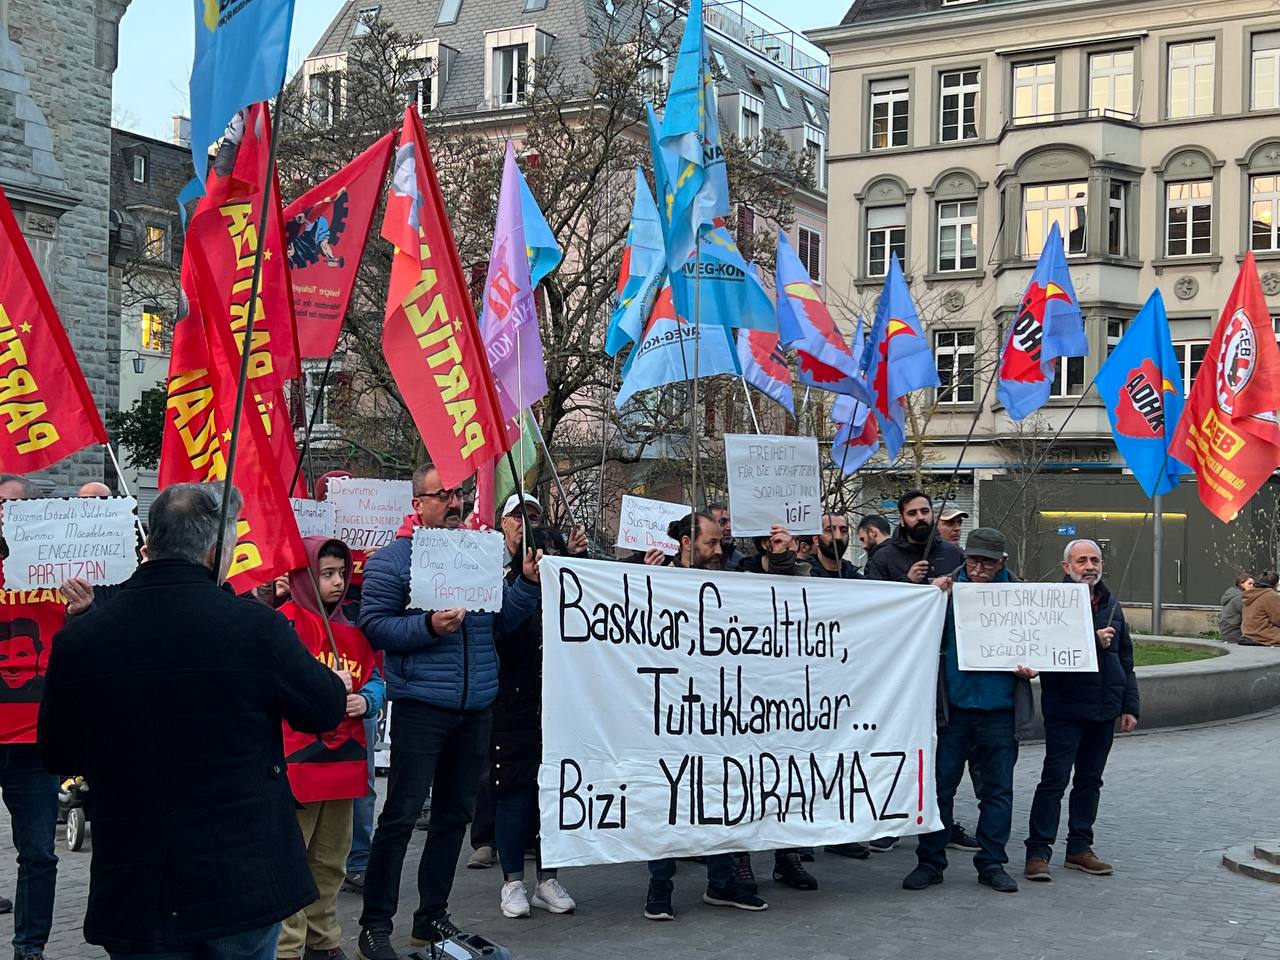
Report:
358,514,539,711
1218,585,1246,644
1038,577,1139,722
865,525,964,583
1242,585,1280,646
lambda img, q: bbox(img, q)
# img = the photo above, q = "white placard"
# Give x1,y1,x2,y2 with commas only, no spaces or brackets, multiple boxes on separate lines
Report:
1,497,139,590
953,581,1099,673
616,495,689,555
538,557,948,867
290,498,336,539
724,434,822,537
327,478,413,551
409,528,505,613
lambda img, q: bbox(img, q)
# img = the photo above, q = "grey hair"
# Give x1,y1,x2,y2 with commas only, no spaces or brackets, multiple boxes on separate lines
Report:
1063,538,1102,563
147,483,243,564
0,474,39,499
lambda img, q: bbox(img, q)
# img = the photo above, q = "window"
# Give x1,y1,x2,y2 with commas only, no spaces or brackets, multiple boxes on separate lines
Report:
939,68,979,142
1089,50,1134,116
1168,40,1214,118
1106,319,1126,357
869,77,909,148
802,97,820,123
1022,182,1087,258
304,365,334,429
798,226,822,283
710,47,730,80
523,0,547,10
141,309,164,352
308,71,342,125
739,92,763,140
131,153,146,184
746,69,765,97
1253,32,1280,109
1108,182,1127,256
866,205,906,277
1051,356,1086,398
804,125,826,189
640,59,665,97
436,0,462,25
935,329,975,403
1166,181,1212,256
352,4,379,37
773,80,790,110
494,44,529,106
143,224,166,261
1251,175,1280,252
402,59,434,114
937,200,978,271
1013,60,1054,124
1173,341,1209,394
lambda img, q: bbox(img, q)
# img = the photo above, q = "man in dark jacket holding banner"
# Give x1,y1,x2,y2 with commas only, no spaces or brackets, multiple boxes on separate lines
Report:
865,491,963,583
356,463,541,960
1024,539,1139,882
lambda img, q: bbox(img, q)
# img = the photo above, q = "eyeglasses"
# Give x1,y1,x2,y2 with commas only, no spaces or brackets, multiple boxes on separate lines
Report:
414,488,463,502
965,556,1003,569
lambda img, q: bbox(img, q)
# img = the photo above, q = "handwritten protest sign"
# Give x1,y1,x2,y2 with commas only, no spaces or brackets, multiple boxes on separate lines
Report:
290,498,336,540
953,581,1098,673
724,434,821,537
616,495,689,555
538,558,948,867
409,528,505,613
327,478,413,550
1,497,139,590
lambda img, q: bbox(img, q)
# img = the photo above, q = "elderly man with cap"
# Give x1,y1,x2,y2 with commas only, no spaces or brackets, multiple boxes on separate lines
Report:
937,508,968,546
903,528,1037,896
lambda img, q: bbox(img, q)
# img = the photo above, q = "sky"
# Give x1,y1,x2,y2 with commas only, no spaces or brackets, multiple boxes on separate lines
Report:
112,0,849,142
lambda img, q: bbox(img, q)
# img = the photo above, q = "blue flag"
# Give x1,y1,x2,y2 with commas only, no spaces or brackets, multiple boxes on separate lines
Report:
672,223,775,334
1096,290,1192,497
189,0,296,183
737,327,793,415
516,170,562,287
996,222,1088,421
776,232,858,394
607,166,667,356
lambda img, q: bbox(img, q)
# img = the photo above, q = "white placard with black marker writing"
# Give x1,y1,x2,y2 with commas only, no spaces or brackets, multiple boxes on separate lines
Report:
1,497,138,590
409,527,505,613
326,477,413,551
953,581,1099,673
724,434,822,537
290,498,336,540
615,495,688,556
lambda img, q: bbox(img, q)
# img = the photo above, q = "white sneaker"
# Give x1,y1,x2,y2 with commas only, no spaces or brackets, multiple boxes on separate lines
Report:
500,880,530,918
531,877,576,914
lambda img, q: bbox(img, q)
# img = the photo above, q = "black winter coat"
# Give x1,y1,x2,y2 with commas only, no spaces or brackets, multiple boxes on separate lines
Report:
490,567,543,794
864,527,964,582
1038,578,1140,723
38,559,347,954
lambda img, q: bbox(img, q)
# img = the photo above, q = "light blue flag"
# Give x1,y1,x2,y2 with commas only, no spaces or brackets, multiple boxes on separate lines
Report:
515,170,562,287
189,0,296,183
671,223,775,334
607,167,667,357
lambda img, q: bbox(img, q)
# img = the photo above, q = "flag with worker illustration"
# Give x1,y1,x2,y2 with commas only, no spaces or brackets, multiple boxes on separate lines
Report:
996,222,1088,421
1095,290,1192,498
607,166,666,356
830,318,879,473
776,231,859,395
737,327,793,415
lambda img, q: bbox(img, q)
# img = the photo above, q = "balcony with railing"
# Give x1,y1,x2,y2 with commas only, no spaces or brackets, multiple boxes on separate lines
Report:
704,0,829,92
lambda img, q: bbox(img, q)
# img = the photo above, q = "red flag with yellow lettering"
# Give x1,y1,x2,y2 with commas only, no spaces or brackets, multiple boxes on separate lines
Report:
1171,253,1280,522
382,106,512,488
0,185,106,473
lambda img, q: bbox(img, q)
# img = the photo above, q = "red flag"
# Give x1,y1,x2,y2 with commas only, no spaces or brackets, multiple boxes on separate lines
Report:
381,106,512,488
1171,253,1280,522
285,132,394,358
0,186,106,473
0,576,65,743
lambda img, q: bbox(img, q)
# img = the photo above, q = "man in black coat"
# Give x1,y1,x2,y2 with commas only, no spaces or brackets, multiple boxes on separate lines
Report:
1024,539,1139,883
38,483,348,960
864,490,964,583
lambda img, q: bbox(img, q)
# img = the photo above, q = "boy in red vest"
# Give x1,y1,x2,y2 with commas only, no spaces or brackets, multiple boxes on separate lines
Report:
278,537,385,960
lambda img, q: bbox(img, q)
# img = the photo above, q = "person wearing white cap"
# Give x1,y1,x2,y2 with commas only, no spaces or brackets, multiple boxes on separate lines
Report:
937,508,968,545
499,495,542,570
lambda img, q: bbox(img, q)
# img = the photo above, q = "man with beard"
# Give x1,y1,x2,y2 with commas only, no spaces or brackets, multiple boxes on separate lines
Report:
856,515,891,574
865,490,964,584
707,504,744,571
1024,539,1138,883
808,514,863,580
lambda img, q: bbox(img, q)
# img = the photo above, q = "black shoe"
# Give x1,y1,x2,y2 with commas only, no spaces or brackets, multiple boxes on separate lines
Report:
409,914,462,946
703,882,768,911
415,812,431,831
948,822,981,852
772,851,819,891
13,952,43,960
356,927,397,960
826,842,871,860
798,847,815,862
869,836,899,853
902,865,943,890
731,852,758,894
340,870,364,894
644,878,674,920
979,868,1018,893
0,896,12,914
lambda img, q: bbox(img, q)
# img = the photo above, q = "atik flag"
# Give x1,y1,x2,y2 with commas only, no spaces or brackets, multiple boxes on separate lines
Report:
382,106,512,488
606,165,666,357
285,131,395,358
189,0,295,184
862,255,939,460
776,231,858,394
831,318,879,474
996,222,1088,421
1171,253,1280,522
516,172,562,288
737,328,793,415
0,186,106,473
1096,290,1193,498
479,143,547,419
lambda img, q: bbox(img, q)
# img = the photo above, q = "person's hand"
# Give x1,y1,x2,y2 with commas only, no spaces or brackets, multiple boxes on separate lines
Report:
768,524,793,555
932,576,953,594
273,576,289,599
62,578,95,615
346,694,368,718
335,669,354,693
907,560,929,584
1014,665,1039,679
1096,626,1116,649
1119,713,1138,733
568,526,589,556
430,609,466,635
644,548,667,566
522,548,544,582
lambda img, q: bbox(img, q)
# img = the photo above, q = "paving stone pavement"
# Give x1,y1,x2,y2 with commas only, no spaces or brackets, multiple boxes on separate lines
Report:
7,711,1280,960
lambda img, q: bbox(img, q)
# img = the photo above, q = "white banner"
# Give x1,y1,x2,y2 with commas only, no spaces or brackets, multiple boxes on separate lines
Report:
538,558,947,867
327,478,413,551
1,497,139,590
953,581,1099,672
616,495,688,556
290,498,336,540
409,528,505,613
724,434,821,537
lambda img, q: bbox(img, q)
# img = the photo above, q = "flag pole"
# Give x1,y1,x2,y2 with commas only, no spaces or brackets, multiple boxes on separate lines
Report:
738,374,761,433
103,442,149,546
213,98,286,582
289,351,336,497
528,415,583,534
1152,492,1164,635
690,231,702,509
306,566,342,661
596,352,617,549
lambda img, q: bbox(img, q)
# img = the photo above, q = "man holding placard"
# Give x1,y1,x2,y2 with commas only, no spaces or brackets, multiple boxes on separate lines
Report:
865,491,963,584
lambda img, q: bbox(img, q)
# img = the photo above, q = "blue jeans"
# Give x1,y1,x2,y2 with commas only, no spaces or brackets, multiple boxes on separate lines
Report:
0,745,58,954
648,854,733,888
916,708,1017,876
109,922,281,960
347,716,377,874
1026,716,1116,861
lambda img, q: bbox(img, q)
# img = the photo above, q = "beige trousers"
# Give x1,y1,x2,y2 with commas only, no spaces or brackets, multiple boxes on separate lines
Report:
278,798,354,958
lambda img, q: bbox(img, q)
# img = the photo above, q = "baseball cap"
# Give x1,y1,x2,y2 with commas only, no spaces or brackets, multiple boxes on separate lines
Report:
502,493,542,518
939,508,969,522
964,527,1006,560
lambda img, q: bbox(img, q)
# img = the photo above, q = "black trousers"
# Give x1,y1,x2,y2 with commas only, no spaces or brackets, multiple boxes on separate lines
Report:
1025,716,1116,861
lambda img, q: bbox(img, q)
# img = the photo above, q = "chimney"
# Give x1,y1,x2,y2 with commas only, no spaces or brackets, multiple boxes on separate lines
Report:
171,115,191,148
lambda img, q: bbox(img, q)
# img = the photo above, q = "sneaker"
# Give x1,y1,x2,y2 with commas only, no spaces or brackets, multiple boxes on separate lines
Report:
731,852,758,894
532,877,576,914
303,948,349,960
644,878,674,921
978,868,1018,893
467,845,495,869
408,914,463,947
947,822,980,852
340,871,364,894
1024,857,1052,882
703,882,768,911
868,836,899,853
501,880,531,918
902,865,943,890
772,851,819,891
356,927,397,960
826,842,871,860
0,896,11,915
1065,849,1114,876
